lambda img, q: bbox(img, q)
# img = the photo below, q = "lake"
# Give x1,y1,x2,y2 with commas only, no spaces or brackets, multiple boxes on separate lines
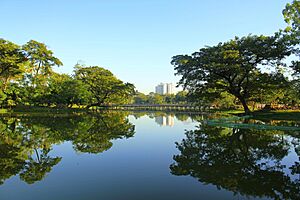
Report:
0,111,299,200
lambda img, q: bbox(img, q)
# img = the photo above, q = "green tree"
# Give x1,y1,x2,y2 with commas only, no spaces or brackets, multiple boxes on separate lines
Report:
175,91,187,104
283,0,300,37
164,94,175,104
75,65,135,108
22,40,62,87
133,92,148,104
212,91,236,109
0,39,26,107
280,0,300,79
171,35,293,113
0,38,26,84
148,93,164,104
45,73,91,107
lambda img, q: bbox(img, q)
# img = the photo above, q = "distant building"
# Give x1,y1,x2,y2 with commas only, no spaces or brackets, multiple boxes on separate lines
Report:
155,83,174,95
166,83,173,94
155,83,166,95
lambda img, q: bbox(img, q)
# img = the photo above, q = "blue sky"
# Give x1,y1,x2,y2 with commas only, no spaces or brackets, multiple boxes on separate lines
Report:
0,0,291,93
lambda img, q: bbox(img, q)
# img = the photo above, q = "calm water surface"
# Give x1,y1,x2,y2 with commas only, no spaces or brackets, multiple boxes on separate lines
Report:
0,111,299,200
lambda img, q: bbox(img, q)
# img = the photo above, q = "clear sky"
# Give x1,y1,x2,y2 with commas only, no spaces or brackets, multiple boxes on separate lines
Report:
0,0,291,93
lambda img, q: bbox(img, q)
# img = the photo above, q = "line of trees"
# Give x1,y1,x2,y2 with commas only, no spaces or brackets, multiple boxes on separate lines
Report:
0,40,135,108
172,1,300,113
133,91,188,105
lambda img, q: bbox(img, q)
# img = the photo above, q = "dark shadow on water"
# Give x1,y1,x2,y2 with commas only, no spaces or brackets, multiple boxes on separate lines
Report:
0,111,135,185
170,123,300,199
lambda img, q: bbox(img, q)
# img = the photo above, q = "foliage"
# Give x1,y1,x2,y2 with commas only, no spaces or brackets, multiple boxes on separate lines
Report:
175,91,188,104
172,35,293,113
283,0,300,36
133,92,148,104
75,65,135,108
44,73,91,107
147,93,165,104
281,1,300,82
132,91,187,105
22,40,62,86
0,38,135,108
0,39,26,84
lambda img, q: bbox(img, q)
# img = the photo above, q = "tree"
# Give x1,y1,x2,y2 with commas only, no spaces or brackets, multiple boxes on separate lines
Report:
164,94,175,104
283,0,300,37
75,65,135,108
0,39,26,87
171,35,293,113
280,0,300,79
148,93,164,104
133,92,148,104
0,39,27,107
175,91,187,104
22,40,62,87
44,73,91,107
212,91,236,109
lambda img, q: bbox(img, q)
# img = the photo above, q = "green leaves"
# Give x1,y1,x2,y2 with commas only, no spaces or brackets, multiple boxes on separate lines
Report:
0,39,26,83
22,40,63,88
75,65,135,107
172,35,293,112
283,0,300,32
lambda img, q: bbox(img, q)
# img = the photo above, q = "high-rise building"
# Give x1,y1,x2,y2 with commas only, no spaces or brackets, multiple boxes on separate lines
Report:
155,83,166,95
155,83,174,95
166,83,173,94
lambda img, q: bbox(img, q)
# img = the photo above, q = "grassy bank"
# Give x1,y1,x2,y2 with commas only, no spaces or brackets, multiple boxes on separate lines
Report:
211,109,300,121
251,110,300,121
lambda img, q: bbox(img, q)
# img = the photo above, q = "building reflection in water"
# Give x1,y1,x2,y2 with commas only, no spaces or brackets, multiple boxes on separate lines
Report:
155,115,175,127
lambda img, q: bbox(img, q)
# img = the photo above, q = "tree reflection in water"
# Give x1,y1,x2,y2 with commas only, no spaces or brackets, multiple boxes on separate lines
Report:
0,111,135,185
170,124,300,199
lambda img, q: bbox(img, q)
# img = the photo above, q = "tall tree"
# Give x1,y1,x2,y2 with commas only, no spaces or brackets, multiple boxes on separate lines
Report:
22,40,62,87
282,1,300,87
283,0,300,37
171,35,293,113
0,39,26,89
45,73,91,107
75,65,135,108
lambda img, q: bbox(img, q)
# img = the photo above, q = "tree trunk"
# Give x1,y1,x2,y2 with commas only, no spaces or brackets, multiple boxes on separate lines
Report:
236,95,251,114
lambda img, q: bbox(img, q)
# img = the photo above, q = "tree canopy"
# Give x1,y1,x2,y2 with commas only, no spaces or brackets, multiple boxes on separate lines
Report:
23,40,62,83
171,35,294,113
0,39,26,89
0,38,135,109
75,65,135,108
